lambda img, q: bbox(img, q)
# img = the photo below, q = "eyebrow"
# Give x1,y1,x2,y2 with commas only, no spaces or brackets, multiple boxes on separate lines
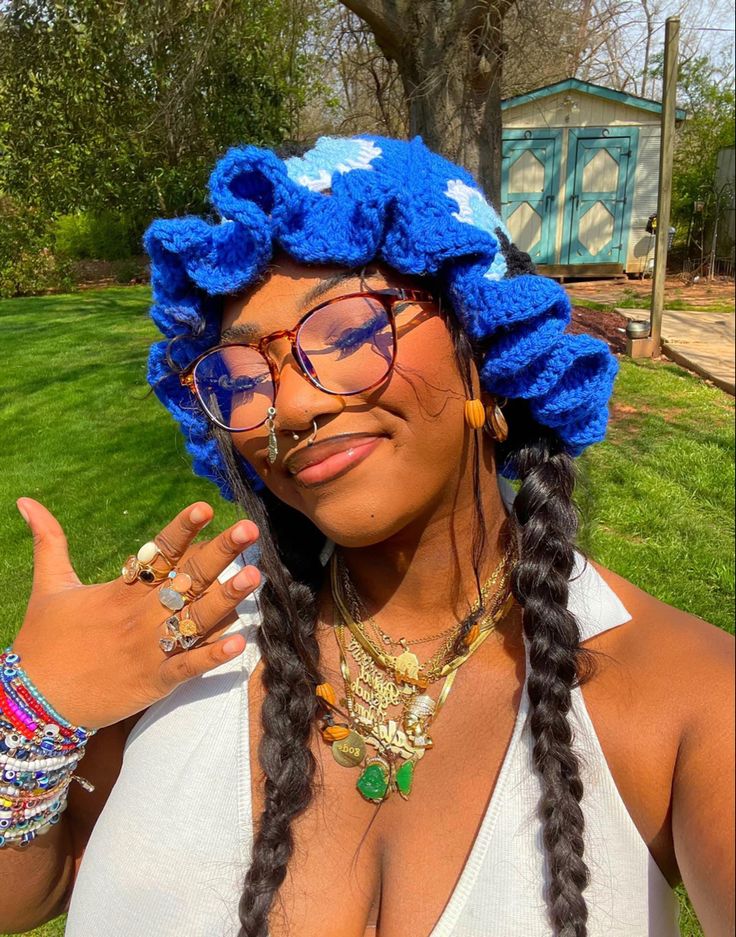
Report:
219,268,379,343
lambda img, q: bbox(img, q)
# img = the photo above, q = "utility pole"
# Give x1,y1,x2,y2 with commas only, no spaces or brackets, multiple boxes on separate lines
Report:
650,16,680,353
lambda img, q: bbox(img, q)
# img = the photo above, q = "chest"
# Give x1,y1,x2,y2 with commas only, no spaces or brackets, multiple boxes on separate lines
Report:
245,621,681,937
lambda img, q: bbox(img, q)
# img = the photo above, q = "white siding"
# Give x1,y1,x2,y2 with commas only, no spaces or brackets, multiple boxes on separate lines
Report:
503,90,660,131
628,125,661,274
716,147,735,255
554,129,569,263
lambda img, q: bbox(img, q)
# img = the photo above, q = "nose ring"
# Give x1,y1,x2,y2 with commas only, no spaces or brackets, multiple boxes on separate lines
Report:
307,420,318,446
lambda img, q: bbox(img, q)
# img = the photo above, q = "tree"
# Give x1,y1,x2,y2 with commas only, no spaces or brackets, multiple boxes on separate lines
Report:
338,1,517,203
0,0,312,219
668,55,735,240
295,3,407,140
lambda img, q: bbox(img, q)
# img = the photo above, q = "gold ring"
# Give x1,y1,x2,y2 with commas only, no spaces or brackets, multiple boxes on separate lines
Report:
157,572,199,612
121,541,175,585
159,607,200,653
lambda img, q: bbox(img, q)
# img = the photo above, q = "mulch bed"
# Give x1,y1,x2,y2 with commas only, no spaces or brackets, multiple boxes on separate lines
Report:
567,305,630,355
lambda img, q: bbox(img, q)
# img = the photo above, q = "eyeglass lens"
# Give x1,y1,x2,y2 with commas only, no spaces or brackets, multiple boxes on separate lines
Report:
193,295,395,431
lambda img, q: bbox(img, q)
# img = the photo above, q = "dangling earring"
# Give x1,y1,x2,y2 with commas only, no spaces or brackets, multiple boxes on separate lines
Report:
485,397,509,442
464,398,486,430
266,407,278,463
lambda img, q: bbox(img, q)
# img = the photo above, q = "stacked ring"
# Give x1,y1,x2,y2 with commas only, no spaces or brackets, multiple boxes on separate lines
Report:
159,607,200,653
121,541,174,585
158,572,198,612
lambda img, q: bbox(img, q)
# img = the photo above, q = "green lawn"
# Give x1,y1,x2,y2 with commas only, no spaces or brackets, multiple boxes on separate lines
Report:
577,357,734,635
0,286,242,632
573,295,736,314
1,287,733,937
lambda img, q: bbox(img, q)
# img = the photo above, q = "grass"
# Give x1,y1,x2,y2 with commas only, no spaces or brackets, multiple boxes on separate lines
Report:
1,288,734,937
0,286,242,633
616,294,735,313
577,357,735,635
572,296,736,314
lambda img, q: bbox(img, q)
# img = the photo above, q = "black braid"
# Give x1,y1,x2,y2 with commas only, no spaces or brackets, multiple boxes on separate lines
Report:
507,428,596,937
212,426,326,937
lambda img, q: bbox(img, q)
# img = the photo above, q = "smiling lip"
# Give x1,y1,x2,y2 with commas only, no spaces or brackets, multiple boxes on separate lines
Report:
287,434,385,486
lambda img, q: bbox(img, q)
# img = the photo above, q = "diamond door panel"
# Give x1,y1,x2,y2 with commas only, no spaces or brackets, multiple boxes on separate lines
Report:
501,131,561,265
563,131,635,265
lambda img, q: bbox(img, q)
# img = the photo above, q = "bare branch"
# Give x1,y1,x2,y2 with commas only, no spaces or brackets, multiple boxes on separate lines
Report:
339,0,405,58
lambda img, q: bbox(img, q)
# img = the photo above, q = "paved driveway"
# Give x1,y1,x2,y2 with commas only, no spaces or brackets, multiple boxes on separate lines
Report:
616,307,735,395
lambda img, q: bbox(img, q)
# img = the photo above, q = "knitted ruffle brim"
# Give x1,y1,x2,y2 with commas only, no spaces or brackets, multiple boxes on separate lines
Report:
144,135,618,500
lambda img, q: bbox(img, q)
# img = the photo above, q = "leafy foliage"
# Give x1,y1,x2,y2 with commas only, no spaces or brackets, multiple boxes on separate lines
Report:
669,56,735,237
53,211,138,261
0,197,73,297
0,0,311,218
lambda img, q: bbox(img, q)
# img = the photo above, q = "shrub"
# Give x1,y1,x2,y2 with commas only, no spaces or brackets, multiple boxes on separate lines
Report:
53,210,137,261
114,256,148,284
0,197,73,298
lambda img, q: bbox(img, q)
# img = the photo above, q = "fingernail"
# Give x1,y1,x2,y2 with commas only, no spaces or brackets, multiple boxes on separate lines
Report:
233,569,254,590
190,506,209,525
222,637,243,656
232,523,254,544
16,500,29,524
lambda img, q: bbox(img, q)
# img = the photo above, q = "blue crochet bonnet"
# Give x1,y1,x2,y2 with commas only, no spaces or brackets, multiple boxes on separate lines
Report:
143,134,618,501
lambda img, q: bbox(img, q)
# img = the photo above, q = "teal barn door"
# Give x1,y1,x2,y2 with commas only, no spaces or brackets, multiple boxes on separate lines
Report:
501,130,561,265
562,128,638,266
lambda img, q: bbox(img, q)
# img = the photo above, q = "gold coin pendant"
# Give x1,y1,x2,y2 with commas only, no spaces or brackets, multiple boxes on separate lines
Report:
331,731,366,767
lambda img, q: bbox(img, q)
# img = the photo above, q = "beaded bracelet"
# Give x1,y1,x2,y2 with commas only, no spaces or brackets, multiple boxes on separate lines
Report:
0,647,96,848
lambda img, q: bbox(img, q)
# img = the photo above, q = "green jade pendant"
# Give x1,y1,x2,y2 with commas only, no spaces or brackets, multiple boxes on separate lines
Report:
357,762,388,801
356,758,415,802
395,759,414,797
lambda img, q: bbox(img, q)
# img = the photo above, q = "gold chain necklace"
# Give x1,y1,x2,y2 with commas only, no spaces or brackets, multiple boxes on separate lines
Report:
345,560,507,651
318,551,516,803
332,549,512,689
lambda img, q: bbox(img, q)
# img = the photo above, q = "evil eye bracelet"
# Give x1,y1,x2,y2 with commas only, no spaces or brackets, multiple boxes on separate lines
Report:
0,648,96,848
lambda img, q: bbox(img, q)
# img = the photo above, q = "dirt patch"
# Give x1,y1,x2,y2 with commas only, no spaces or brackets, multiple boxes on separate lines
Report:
72,257,150,289
567,305,629,354
565,275,735,311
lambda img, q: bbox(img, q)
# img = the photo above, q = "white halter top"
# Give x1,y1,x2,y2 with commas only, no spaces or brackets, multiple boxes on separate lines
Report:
66,552,681,937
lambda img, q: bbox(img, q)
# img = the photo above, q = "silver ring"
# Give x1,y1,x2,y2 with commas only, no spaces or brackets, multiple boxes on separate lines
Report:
307,420,318,446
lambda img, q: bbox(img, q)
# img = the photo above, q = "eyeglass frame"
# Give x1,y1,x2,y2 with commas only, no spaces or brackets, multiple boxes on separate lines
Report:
179,287,437,432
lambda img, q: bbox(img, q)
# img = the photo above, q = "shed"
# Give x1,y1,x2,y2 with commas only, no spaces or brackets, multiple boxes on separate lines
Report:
500,78,686,278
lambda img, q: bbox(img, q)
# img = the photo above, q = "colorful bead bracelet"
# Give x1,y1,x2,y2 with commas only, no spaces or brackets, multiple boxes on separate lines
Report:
0,647,96,848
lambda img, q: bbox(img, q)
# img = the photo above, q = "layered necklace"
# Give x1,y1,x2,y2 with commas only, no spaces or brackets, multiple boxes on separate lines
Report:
315,543,516,804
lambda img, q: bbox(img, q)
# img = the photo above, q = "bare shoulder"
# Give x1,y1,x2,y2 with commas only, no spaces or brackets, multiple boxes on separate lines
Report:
579,560,734,900
586,563,735,929
587,559,734,727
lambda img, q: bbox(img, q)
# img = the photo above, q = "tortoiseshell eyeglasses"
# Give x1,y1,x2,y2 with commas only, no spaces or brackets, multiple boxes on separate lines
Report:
180,288,436,432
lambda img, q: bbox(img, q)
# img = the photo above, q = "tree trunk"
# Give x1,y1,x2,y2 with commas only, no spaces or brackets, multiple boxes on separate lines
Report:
340,1,515,205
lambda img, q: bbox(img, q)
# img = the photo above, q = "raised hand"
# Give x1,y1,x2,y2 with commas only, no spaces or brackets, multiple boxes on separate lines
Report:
10,498,260,730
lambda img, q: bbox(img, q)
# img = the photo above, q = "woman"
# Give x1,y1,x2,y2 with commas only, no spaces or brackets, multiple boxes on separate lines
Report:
1,136,733,937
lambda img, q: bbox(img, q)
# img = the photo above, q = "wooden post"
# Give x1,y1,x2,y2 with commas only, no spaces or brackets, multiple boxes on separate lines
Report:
650,16,680,353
